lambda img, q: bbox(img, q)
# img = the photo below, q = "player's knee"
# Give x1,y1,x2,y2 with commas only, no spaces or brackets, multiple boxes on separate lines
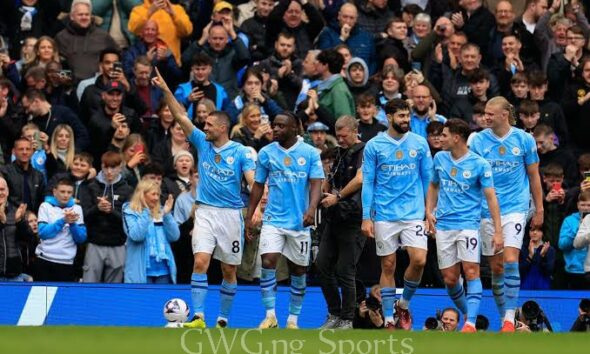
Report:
261,257,277,270
193,256,209,273
490,260,504,275
442,272,459,287
381,258,396,274
463,266,480,280
410,255,427,269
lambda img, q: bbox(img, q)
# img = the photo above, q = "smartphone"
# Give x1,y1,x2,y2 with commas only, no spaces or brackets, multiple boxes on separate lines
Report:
113,62,123,72
33,131,42,151
552,181,562,191
134,144,144,154
0,47,8,55
260,114,270,125
59,70,72,80
584,171,590,182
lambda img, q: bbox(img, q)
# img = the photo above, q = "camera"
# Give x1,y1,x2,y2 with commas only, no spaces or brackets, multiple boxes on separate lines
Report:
365,295,381,312
518,300,552,332
436,25,447,33
424,309,443,330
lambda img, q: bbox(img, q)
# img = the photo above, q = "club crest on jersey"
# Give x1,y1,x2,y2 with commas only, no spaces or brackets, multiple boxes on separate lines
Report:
484,171,492,178
409,149,417,158
396,150,403,160
227,156,235,164
463,170,472,178
512,147,521,156
214,154,222,163
578,89,586,98
450,167,458,177
284,157,292,166
297,157,306,166
499,146,506,155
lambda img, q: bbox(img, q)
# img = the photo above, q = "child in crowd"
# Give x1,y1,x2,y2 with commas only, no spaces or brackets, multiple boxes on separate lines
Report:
518,100,541,134
520,227,555,290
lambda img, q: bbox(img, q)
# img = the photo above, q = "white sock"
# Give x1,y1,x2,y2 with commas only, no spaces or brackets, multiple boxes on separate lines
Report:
287,314,298,324
398,297,409,310
465,320,475,327
504,309,515,322
385,316,394,324
266,309,276,318
217,316,228,323
195,312,204,319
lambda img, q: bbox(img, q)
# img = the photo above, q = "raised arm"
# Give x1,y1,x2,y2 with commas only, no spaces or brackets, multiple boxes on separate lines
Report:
151,68,194,136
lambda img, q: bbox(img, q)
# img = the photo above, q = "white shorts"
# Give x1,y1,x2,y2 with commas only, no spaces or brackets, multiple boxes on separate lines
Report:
191,205,243,265
259,225,311,266
436,229,480,269
480,213,526,256
374,220,428,256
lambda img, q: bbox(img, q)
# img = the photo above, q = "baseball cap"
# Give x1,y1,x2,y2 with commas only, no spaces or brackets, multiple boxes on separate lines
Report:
307,122,330,132
105,81,124,93
213,1,233,13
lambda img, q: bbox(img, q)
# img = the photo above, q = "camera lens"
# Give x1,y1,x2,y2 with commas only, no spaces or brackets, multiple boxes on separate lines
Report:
424,317,440,330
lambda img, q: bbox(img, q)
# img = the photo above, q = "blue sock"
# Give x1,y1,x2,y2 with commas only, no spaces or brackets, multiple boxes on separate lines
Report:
400,278,420,308
445,282,468,315
381,287,397,320
190,273,208,317
289,274,306,316
504,262,520,312
260,268,277,313
218,280,237,321
491,273,506,318
466,278,483,324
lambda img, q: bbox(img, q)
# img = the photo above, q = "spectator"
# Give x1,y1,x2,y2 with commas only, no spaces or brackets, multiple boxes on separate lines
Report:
426,120,444,157
318,3,376,74
559,190,590,289
518,99,541,134
172,169,198,284
128,0,193,65
450,0,495,59
19,123,48,179
411,15,455,74
182,23,250,99
152,118,196,176
377,16,412,73
259,32,303,110
226,67,282,125
56,0,118,81
344,57,374,99
139,162,164,187
306,122,336,153
375,65,405,125
520,227,555,290
336,44,354,75
507,72,529,107
0,176,31,281
122,179,179,284
562,57,590,154
87,81,142,166
0,138,46,211
534,0,578,71
35,178,87,281
449,68,494,126
20,89,89,152
356,94,386,143
541,163,569,249
130,56,163,118
7,0,46,60
161,150,194,202
121,133,149,188
46,152,95,199
407,12,432,53
45,124,76,180
575,205,590,283
356,0,395,40
428,31,469,92
122,19,182,86
230,103,273,152
20,210,39,278
241,0,276,62
493,34,534,97
409,84,446,139
548,25,588,102
23,36,61,72
294,49,322,108
14,37,37,76
534,124,578,187
519,0,549,34
174,53,230,120
193,98,215,129
237,0,258,26
145,100,174,154
81,151,133,283
266,0,324,60
44,61,80,114
315,49,356,120
90,0,142,50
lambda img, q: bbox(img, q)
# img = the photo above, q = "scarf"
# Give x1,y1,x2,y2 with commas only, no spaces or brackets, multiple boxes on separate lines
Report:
20,6,37,32
146,217,169,265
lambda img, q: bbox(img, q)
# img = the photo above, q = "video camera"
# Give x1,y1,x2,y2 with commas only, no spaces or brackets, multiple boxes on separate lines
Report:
424,310,443,330
517,300,553,332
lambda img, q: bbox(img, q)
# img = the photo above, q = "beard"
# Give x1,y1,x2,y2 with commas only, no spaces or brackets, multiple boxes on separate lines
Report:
392,122,409,134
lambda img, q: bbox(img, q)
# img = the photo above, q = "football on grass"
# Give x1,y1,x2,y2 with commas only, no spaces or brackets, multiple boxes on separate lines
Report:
163,298,189,323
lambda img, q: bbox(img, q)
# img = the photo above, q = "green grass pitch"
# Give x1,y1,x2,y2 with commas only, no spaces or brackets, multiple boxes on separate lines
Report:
1,327,587,354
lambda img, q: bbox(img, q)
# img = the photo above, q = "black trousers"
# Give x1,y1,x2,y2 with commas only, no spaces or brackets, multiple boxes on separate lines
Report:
34,258,75,282
317,219,365,320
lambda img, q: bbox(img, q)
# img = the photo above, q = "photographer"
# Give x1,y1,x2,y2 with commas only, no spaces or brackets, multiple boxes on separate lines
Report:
423,308,460,332
317,116,365,329
354,285,384,329
515,300,553,332
570,299,590,332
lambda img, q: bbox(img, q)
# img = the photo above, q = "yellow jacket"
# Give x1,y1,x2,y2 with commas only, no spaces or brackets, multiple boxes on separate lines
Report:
128,0,193,65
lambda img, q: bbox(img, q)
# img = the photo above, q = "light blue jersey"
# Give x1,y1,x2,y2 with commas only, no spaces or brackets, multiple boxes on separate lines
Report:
362,132,433,222
188,128,256,209
410,112,447,139
255,140,324,231
470,128,539,218
432,151,494,231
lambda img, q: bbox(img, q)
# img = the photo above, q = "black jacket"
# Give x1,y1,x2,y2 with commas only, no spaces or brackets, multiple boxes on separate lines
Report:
259,52,303,109
161,174,191,203
31,105,90,152
231,126,272,152
0,162,46,212
80,175,133,246
241,13,271,63
535,99,570,148
0,205,32,278
151,138,198,177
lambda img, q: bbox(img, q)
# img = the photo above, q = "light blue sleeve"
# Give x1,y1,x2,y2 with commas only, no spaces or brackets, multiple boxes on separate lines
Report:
469,134,482,155
254,149,270,184
38,219,65,240
70,218,87,244
240,146,257,172
361,142,376,220
479,160,494,189
419,141,434,197
309,149,325,179
163,213,181,242
558,215,577,251
188,128,206,152
524,133,540,165
123,208,151,242
431,154,441,185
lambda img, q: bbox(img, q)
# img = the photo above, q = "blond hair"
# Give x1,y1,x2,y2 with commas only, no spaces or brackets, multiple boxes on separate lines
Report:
486,96,517,126
50,124,76,169
231,103,261,138
128,180,161,219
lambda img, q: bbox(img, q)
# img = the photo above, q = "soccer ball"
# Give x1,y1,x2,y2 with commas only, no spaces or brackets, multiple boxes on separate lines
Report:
163,298,190,323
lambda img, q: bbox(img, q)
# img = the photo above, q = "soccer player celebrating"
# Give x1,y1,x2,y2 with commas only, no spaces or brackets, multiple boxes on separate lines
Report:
425,119,503,333
361,98,433,330
152,69,256,329
470,96,544,332
246,112,324,329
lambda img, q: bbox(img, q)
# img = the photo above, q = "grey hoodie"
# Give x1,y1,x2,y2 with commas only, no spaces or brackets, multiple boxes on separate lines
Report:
345,57,369,87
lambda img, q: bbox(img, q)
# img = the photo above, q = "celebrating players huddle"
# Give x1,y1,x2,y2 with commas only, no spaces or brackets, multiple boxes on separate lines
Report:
152,69,543,332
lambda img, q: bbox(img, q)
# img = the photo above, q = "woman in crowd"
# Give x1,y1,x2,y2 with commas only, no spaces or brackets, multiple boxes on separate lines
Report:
374,65,405,125
123,180,179,284
161,150,194,202
194,98,215,129
23,36,61,72
230,103,272,152
45,124,75,180
121,134,149,188
152,120,196,176
226,67,282,124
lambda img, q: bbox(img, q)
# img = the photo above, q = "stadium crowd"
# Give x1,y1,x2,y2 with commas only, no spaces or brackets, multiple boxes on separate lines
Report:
1,0,590,330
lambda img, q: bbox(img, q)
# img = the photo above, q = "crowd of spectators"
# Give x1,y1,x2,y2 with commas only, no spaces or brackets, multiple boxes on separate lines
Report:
0,0,589,290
